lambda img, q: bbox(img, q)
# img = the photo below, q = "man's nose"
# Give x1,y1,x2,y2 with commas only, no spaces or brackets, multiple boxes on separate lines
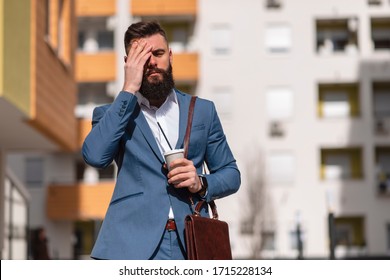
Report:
148,55,157,67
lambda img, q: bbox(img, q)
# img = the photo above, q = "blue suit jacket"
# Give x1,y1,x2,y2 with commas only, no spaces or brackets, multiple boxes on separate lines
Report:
82,90,240,259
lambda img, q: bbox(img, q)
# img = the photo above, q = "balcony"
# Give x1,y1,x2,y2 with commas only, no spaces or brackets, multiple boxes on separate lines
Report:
76,52,116,82
78,119,92,148
318,83,360,118
371,17,390,51
131,0,197,17
76,0,116,16
316,18,358,55
47,181,115,220
320,148,363,180
172,53,199,82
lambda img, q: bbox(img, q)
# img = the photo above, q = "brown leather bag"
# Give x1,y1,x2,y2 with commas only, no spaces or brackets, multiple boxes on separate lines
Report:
183,96,233,260
185,200,233,260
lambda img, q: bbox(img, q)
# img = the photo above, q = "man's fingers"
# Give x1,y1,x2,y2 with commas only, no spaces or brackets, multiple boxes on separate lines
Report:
127,42,152,66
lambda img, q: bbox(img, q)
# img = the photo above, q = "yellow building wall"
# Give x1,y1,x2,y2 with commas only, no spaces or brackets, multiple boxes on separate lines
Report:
1,0,31,115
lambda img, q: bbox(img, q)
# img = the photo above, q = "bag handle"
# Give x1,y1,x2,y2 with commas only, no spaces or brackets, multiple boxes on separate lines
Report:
191,200,219,220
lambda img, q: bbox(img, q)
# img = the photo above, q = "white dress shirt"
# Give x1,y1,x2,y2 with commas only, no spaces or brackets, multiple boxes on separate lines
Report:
136,91,179,219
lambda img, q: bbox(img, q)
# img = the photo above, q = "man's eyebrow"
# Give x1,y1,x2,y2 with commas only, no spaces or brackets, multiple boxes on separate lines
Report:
152,48,166,53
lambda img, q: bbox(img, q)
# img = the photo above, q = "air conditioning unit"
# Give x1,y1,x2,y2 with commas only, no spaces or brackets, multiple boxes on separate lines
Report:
266,0,282,8
269,121,284,137
368,0,382,5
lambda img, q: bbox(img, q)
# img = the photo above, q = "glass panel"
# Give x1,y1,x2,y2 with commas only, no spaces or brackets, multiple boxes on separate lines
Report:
267,153,294,183
322,91,350,117
25,158,44,187
265,25,291,53
212,87,232,117
324,153,351,179
211,25,231,55
266,87,293,120
262,231,276,250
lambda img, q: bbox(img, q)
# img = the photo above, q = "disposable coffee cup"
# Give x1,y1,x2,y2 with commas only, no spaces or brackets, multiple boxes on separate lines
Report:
164,149,184,171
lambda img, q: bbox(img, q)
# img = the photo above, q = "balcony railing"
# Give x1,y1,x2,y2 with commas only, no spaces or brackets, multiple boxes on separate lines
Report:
76,52,116,82
78,119,92,148
76,0,116,16
131,0,197,16
172,53,199,82
47,181,115,220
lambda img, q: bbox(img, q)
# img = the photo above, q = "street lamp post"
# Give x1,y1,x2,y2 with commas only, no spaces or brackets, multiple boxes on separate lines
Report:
296,211,303,259
328,211,336,259
327,190,336,259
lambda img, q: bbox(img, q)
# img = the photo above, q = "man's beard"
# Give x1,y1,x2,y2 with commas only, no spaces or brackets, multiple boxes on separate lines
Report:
139,64,175,103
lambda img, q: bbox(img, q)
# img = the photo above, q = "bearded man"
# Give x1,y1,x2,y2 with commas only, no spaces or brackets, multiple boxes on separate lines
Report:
82,21,240,260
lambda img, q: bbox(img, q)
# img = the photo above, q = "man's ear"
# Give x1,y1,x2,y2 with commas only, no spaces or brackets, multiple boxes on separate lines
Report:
169,49,173,64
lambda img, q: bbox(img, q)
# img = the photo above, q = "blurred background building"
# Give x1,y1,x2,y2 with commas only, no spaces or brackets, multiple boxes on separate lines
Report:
1,0,389,259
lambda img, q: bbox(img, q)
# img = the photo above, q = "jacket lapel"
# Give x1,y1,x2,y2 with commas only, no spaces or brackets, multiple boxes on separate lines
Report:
175,90,191,150
133,90,191,163
133,104,165,164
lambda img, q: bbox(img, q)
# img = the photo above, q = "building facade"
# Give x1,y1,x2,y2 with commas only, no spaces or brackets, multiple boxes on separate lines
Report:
1,0,77,259
2,0,390,259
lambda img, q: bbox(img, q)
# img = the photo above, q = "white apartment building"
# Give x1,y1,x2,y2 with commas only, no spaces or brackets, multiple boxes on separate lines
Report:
200,0,390,259
5,0,389,259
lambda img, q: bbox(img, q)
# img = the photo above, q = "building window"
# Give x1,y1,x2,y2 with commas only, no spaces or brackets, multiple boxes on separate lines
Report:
77,83,114,106
78,17,114,52
212,87,233,118
266,87,293,120
25,158,44,187
334,216,365,247
76,159,115,182
240,219,254,235
44,0,50,39
97,30,114,50
387,224,390,252
375,146,390,195
265,24,291,53
261,231,276,250
316,18,358,54
318,83,360,118
320,148,363,180
373,82,390,117
373,82,390,135
371,18,390,50
210,25,231,55
161,22,192,53
46,0,71,63
76,83,114,118
368,0,382,6
267,153,295,183
265,0,282,9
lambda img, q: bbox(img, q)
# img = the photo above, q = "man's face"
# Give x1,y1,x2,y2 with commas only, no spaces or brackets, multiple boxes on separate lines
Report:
134,34,175,102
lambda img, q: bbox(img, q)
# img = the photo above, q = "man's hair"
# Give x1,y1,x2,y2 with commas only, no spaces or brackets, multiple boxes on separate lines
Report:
124,21,168,54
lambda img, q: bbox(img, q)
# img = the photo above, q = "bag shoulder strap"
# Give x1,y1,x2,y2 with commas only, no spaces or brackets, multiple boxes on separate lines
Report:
183,95,219,220
183,96,197,158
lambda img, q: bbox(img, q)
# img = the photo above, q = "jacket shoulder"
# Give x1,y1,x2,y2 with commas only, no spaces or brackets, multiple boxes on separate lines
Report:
174,89,214,108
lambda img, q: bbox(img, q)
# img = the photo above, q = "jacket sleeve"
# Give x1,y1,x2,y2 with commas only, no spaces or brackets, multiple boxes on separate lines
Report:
203,102,241,201
82,92,138,168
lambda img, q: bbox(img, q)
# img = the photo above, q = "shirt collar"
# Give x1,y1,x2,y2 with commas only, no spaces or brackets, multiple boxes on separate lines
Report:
135,89,177,110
